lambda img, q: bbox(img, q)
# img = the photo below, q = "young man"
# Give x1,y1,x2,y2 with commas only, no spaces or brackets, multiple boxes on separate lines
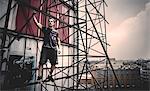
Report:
33,15,61,82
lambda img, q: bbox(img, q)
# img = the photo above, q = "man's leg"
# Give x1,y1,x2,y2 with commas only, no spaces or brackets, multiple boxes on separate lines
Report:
38,64,43,76
50,65,55,75
44,65,55,82
38,47,47,80
50,48,57,75
44,48,56,82
37,64,43,80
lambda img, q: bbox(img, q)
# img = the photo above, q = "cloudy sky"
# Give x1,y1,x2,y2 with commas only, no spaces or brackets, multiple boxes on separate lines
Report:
106,0,150,60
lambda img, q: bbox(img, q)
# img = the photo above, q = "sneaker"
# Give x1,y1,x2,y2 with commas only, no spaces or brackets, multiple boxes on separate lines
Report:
37,76,42,80
44,75,54,82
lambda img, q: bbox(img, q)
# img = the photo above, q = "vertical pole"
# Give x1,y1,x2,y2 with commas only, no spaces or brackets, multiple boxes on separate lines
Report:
39,0,43,90
102,0,109,90
67,6,70,89
85,0,88,90
1,0,12,61
68,46,70,88
45,0,48,90
76,0,80,89
72,0,76,89
61,46,64,90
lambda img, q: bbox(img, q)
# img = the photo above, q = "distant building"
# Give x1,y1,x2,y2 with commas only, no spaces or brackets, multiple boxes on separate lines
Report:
91,68,141,89
122,59,150,88
140,61,150,80
140,61,150,89
78,59,150,90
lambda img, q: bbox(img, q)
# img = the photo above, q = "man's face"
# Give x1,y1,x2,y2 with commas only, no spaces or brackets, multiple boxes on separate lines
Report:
48,18,55,27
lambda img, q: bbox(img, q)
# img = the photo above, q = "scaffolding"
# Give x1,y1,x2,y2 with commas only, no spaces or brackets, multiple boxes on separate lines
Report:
0,0,120,91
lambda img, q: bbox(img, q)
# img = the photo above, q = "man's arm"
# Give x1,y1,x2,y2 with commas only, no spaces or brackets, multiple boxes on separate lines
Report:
33,15,42,29
57,37,61,54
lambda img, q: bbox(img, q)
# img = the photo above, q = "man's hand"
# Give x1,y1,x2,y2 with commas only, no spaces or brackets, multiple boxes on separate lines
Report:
57,49,61,54
33,10,37,14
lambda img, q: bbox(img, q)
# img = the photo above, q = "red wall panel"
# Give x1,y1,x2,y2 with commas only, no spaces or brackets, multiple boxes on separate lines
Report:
16,0,70,43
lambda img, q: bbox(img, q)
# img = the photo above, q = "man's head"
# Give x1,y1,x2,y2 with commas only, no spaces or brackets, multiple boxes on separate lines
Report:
48,18,55,28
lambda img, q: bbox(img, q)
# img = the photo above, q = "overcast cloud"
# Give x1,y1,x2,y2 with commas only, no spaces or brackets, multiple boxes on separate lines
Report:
107,1,150,60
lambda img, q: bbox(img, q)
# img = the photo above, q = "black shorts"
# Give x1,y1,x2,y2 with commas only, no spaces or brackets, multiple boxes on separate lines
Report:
39,47,58,65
